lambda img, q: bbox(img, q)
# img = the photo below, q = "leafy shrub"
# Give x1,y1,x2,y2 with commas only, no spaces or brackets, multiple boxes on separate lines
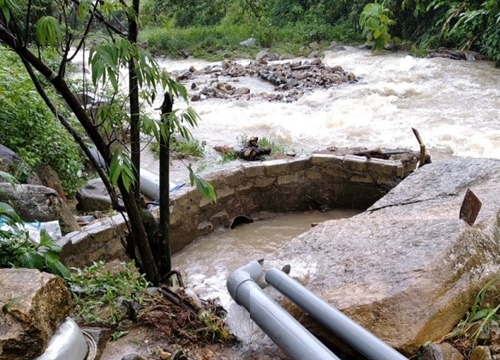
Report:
0,202,70,279
0,48,83,197
359,2,395,50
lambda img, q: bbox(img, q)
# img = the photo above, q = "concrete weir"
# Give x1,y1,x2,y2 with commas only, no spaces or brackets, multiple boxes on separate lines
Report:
58,153,417,267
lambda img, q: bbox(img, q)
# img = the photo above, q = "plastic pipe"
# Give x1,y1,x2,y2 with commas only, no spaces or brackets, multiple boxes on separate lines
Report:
265,268,407,360
227,261,339,360
33,317,88,360
87,145,177,199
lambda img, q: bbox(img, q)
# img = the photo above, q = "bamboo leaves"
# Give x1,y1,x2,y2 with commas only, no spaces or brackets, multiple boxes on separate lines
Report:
36,16,62,47
109,147,136,191
0,0,19,25
188,164,216,204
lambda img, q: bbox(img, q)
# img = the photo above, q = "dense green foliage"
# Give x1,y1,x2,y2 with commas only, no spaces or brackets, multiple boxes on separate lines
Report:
0,48,83,196
359,2,395,50
139,0,500,64
0,201,70,279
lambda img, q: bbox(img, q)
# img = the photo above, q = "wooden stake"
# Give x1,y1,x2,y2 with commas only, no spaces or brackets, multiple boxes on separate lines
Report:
412,128,427,168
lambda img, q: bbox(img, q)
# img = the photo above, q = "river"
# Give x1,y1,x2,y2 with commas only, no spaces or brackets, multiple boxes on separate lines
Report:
151,48,500,164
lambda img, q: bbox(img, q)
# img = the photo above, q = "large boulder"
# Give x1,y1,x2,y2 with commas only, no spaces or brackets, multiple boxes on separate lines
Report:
270,158,500,356
0,183,79,235
0,145,21,174
0,145,42,185
0,269,72,359
76,178,113,212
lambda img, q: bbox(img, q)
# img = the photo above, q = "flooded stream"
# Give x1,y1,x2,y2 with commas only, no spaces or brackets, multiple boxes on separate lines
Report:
74,47,500,356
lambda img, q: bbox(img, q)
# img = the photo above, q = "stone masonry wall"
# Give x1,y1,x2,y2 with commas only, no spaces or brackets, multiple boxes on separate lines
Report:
59,153,416,267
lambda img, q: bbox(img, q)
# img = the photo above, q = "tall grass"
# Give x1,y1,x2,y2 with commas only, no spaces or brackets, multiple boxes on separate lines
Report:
139,24,254,58
139,19,363,60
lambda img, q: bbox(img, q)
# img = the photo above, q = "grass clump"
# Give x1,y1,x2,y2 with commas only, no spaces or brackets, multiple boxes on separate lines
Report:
238,135,291,155
149,138,206,160
425,278,500,357
68,260,149,326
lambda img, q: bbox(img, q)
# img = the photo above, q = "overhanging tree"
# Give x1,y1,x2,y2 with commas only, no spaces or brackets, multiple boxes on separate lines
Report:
0,0,215,284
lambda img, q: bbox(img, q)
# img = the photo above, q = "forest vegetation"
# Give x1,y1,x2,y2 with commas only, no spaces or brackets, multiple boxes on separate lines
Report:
139,0,500,65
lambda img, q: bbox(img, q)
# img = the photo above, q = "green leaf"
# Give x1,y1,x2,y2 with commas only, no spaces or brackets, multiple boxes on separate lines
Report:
470,308,491,322
109,148,136,191
19,252,45,270
36,16,62,47
188,165,216,204
0,202,23,225
0,0,19,25
39,229,62,252
44,251,70,279
77,0,91,21
0,171,16,187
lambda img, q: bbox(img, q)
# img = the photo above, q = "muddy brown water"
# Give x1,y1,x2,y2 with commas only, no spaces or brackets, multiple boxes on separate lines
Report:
172,209,362,346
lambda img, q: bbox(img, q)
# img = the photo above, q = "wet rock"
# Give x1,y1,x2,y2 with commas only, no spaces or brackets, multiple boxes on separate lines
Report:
178,49,191,59
191,94,200,102
171,59,356,103
0,144,21,174
237,136,271,161
255,50,270,62
176,70,191,81
213,145,235,154
470,346,492,360
422,343,463,360
76,178,115,212
328,41,347,51
190,82,197,90
234,87,250,95
427,48,488,61
0,269,72,360
240,38,256,47
121,355,145,360
271,158,500,356
308,50,320,58
0,183,79,234
0,145,42,185
309,41,320,50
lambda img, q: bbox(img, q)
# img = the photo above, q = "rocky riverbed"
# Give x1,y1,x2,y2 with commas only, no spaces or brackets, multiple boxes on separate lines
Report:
171,57,357,103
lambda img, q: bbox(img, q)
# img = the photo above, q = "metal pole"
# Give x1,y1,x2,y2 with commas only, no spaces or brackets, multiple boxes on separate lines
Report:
227,261,340,360
265,267,407,360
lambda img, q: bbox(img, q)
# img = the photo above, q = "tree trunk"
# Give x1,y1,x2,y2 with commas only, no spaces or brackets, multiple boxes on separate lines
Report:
118,181,160,285
128,0,141,204
159,93,173,277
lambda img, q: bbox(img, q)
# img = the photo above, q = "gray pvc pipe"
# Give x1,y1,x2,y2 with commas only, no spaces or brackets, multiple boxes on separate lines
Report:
87,145,175,199
265,267,408,360
227,261,339,360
